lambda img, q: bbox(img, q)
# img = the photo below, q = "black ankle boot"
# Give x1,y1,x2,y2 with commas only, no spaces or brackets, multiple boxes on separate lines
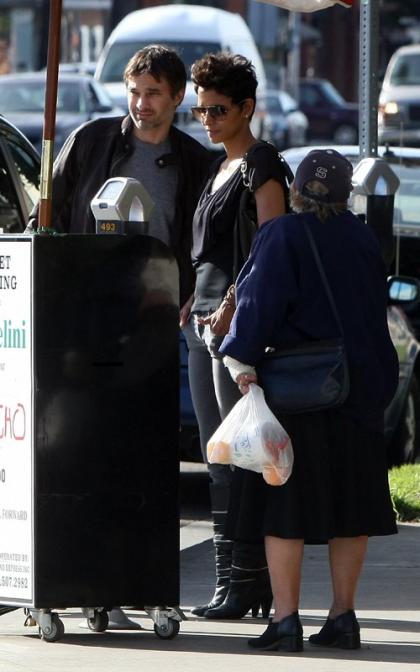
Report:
204,541,272,620
308,610,360,649
190,572,230,617
248,612,303,652
191,484,233,617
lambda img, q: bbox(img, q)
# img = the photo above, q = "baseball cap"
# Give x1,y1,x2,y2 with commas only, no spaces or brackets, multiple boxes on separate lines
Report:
294,148,353,203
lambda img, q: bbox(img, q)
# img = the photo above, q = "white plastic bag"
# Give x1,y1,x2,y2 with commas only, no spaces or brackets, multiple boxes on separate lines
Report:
207,384,294,486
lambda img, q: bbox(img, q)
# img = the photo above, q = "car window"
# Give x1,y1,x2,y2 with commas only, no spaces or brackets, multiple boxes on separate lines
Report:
300,84,321,107
0,79,89,115
320,80,345,105
4,135,40,212
0,81,45,113
99,40,222,83
389,54,420,86
57,82,83,113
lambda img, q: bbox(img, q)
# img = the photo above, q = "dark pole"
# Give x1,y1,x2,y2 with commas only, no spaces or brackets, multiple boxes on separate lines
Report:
37,0,51,70
38,0,62,232
110,0,139,31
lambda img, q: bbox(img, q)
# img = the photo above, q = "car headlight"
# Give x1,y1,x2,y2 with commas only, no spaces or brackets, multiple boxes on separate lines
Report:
383,101,399,115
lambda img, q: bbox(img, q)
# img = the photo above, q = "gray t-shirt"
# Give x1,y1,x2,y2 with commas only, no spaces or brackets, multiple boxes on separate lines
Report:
118,136,178,247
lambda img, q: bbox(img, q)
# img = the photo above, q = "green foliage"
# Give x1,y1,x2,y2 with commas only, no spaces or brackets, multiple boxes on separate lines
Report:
389,464,420,522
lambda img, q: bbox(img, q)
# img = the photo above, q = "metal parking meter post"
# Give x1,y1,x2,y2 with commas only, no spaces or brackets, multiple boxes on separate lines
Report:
90,177,154,235
352,158,400,272
355,1,402,273
358,0,380,160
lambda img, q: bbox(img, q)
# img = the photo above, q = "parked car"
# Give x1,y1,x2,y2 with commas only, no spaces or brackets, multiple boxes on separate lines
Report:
299,78,359,145
263,89,308,149
379,44,420,146
0,72,124,155
0,115,40,233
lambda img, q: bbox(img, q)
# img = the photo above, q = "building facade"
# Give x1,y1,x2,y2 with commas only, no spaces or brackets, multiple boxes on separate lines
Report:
0,0,111,72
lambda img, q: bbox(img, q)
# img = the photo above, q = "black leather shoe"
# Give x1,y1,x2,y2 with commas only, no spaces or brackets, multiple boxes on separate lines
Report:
248,612,303,652
309,610,360,649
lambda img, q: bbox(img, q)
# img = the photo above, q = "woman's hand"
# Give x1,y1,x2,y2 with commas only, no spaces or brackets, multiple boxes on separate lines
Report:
197,303,235,336
197,285,236,336
236,371,258,395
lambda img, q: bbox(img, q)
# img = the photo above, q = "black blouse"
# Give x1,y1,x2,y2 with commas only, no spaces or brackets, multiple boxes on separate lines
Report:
191,142,290,313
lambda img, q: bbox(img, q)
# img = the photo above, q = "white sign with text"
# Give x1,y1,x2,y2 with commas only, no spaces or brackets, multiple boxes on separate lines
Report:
0,241,33,604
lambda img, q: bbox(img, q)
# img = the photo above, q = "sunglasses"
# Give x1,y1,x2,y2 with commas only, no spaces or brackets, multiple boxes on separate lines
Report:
191,104,231,121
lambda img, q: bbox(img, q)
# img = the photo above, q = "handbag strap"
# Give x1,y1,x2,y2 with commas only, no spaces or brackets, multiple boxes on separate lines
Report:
240,141,294,192
304,223,344,337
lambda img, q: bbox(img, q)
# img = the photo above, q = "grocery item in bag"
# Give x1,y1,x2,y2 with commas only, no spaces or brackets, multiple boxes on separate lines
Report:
207,384,293,486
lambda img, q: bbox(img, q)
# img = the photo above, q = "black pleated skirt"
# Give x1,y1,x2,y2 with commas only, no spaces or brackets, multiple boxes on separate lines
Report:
225,409,397,544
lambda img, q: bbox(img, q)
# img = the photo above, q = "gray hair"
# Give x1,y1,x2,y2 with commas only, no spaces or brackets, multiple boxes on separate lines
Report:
290,180,348,222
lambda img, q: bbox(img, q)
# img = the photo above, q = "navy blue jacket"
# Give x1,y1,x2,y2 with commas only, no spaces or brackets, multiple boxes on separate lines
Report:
220,211,399,431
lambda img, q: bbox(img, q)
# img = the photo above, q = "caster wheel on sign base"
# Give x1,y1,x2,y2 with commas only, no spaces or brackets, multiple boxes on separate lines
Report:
154,618,180,639
39,613,65,642
87,610,109,632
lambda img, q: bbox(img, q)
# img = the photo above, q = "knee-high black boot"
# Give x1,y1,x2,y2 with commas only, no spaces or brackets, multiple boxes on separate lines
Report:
203,541,272,619
191,484,233,617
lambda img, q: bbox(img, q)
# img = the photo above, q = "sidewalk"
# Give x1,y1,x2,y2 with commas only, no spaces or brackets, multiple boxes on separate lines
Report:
0,521,419,671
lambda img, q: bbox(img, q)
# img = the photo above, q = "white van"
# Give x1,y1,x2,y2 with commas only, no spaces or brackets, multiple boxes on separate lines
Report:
379,44,420,146
94,4,268,149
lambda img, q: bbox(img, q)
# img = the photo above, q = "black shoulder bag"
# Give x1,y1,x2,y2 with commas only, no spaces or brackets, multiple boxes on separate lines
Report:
257,224,350,415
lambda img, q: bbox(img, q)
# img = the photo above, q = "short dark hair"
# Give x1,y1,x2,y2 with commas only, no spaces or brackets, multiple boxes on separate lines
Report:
124,44,187,97
191,52,258,108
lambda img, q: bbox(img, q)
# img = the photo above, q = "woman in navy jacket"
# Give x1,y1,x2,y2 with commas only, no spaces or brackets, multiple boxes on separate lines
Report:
220,149,399,653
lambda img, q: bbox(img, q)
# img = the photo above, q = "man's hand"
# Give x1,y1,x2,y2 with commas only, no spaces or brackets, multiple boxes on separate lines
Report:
179,293,194,328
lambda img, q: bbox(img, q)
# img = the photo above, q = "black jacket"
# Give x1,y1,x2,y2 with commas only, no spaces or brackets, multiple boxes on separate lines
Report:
29,115,213,305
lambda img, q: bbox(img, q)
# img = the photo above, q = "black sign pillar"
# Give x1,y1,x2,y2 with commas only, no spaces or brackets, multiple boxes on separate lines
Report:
0,234,180,635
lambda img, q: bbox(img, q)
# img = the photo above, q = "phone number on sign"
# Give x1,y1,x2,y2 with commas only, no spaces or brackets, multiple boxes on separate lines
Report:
0,576,28,589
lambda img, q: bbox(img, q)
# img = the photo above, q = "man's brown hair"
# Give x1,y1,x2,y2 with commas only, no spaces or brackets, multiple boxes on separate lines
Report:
124,44,186,97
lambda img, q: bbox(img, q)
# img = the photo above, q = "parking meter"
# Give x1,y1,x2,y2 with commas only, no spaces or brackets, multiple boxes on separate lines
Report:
352,158,400,271
90,177,154,235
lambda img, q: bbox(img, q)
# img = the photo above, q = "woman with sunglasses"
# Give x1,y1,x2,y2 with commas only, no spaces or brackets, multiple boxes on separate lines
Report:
184,52,291,620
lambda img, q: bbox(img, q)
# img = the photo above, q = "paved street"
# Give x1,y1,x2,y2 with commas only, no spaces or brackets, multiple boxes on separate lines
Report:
0,464,419,671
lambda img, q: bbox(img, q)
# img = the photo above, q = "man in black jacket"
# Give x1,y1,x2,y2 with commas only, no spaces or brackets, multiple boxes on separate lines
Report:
28,44,212,326
28,44,212,630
